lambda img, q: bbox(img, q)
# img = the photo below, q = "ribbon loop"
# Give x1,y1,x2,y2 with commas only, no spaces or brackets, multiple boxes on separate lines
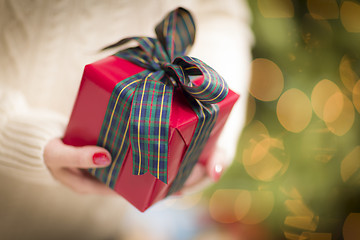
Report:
155,7,195,60
94,7,228,187
172,56,229,104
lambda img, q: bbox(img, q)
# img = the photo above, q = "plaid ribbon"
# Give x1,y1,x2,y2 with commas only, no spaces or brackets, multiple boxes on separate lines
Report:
91,8,228,191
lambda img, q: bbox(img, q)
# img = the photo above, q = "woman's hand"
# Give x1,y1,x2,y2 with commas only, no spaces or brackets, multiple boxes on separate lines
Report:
44,138,116,195
177,147,230,195
44,138,230,196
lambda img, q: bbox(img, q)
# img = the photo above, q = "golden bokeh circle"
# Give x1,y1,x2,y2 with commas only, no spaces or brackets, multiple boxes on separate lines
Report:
311,79,341,120
243,136,289,182
209,189,243,224
241,120,269,143
353,80,360,114
325,93,354,136
343,213,360,240
209,190,274,225
300,232,332,239
340,55,358,92
340,1,360,33
277,88,312,133
323,91,344,123
341,146,360,183
237,191,275,224
249,58,284,102
257,0,294,18
234,190,252,220
307,0,339,20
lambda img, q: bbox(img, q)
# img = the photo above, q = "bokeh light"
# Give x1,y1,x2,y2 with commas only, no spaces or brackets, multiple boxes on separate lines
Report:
322,91,343,123
257,0,294,18
340,1,360,33
324,93,354,136
249,58,284,101
307,0,339,20
343,213,360,240
243,136,289,181
339,55,358,92
340,146,360,183
300,232,332,240
311,79,341,120
236,191,274,224
209,190,274,225
209,189,243,224
284,199,318,231
353,80,360,114
277,88,312,133
240,120,269,144
234,190,252,221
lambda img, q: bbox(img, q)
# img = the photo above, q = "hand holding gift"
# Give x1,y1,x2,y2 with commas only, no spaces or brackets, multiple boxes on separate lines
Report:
59,7,239,211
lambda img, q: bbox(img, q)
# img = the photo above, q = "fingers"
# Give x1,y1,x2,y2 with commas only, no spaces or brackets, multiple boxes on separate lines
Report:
44,138,111,169
206,147,229,182
52,167,117,195
44,138,116,195
179,147,231,195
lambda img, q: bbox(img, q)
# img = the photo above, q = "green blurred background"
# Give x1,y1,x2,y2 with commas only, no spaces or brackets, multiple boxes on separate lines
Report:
205,0,360,239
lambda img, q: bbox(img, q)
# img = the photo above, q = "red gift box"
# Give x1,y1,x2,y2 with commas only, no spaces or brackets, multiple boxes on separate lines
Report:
63,56,239,211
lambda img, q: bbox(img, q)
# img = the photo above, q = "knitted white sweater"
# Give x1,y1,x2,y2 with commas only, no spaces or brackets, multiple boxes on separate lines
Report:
0,0,252,238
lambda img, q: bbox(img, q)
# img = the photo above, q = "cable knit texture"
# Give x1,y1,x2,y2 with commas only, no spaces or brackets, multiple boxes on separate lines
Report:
0,0,252,238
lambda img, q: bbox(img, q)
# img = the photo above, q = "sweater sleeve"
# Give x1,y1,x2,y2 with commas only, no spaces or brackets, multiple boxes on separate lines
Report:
0,86,67,185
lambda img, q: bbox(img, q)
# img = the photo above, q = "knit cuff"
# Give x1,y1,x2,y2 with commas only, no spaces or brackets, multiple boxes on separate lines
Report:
0,90,67,185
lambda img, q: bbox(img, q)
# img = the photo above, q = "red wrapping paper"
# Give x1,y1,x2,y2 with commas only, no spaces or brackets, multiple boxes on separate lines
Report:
63,56,239,211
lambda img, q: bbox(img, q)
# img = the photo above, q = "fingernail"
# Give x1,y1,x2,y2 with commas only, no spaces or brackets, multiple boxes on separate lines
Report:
212,163,223,182
93,153,110,165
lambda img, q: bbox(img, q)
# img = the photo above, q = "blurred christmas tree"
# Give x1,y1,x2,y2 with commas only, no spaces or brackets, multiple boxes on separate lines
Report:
206,1,360,239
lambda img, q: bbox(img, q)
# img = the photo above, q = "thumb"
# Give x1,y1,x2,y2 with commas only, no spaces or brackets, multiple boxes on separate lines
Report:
44,138,112,169
206,147,230,182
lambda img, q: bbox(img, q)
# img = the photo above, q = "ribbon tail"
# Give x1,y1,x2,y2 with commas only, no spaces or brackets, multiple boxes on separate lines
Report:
94,73,143,188
130,71,172,183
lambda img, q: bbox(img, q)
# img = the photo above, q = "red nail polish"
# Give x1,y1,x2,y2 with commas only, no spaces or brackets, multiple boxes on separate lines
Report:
213,163,223,182
93,153,110,165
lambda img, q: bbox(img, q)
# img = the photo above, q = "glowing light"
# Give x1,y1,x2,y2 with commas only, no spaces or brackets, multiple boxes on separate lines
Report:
340,1,360,32
237,191,274,224
353,80,360,114
325,93,354,136
243,136,289,181
257,0,294,18
300,232,332,239
209,189,243,224
343,213,360,240
323,91,344,123
285,200,315,217
249,58,284,102
311,79,341,119
277,89,312,133
341,146,360,183
307,0,339,19
241,120,269,145
209,190,274,225
234,190,252,220
284,200,318,231
340,55,358,92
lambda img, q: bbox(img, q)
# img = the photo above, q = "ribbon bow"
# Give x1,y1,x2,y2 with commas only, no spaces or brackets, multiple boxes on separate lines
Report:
93,8,228,190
